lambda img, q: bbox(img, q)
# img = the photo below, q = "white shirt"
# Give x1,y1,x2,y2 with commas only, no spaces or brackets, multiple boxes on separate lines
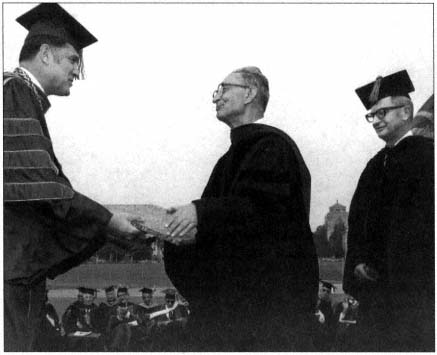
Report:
392,130,413,147
19,66,45,93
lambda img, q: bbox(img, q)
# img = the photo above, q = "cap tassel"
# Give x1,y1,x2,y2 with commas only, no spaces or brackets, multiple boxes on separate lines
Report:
369,76,383,105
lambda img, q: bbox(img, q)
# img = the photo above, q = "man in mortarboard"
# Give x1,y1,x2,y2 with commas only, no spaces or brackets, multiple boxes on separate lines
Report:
3,3,142,351
62,287,104,351
138,287,159,310
343,70,434,351
314,281,336,351
105,287,146,351
95,285,119,334
62,287,99,335
147,289,189,351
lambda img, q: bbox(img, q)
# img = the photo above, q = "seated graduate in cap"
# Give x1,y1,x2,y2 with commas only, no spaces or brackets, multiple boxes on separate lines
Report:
343,70,434,351
150,289,189,327
3,3,141,351
62,287,100,335
314,281,337,351
95,285,119,334
138,287,161,317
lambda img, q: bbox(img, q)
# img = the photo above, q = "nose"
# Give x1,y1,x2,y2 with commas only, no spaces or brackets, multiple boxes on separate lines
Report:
372,116,382,127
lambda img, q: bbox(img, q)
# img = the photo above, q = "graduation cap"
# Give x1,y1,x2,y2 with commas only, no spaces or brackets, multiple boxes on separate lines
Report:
140,287,154,294
77,286,86,293
117,287,129,294
355,70,415,110
319,280,335,291
105,285,116,293
16,3,97,51
163,288,177,299
81,287,96,295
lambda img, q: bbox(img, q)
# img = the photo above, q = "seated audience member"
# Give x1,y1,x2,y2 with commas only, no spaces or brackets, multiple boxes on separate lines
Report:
137,287,161,325
95,285,119,333
314,281,336,351
148,289,190,351
333,296,359,351
151,289,189,327
63,287,103,351
117,286,137,307
139,287,158,310
33,289,66,351
63,287,99,334
106,300,144,351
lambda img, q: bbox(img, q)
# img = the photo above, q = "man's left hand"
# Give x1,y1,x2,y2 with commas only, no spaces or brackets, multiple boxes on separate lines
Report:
165,204,197,244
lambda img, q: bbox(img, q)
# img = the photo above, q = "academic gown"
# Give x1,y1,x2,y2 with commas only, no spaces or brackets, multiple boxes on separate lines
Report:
343,136,434,351
4,74,112,285
3,73,111,351
164,123,319,351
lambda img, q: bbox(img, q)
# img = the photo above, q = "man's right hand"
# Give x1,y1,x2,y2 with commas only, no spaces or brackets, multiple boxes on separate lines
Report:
354,263,378,282
107,212,142,240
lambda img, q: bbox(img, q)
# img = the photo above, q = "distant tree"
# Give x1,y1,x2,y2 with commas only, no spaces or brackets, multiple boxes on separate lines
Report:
130,246,153,262
313,225,333,257
329,221,346,258
96,243,125,263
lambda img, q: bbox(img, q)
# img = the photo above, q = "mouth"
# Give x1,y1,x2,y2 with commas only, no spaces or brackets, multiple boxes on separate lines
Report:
374,125,385,133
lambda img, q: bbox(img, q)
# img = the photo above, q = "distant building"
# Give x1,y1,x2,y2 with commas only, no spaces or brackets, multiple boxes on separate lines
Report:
324,201,349,251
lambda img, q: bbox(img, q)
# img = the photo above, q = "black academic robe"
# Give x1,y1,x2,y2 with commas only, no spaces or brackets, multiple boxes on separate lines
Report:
95,301,119,333
63,302,99,334
33,303,65,351
343,136,434,351
3,73,112,284
164,123,319,350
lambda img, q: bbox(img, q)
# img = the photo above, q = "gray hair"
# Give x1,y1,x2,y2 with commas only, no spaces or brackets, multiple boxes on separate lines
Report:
391,96,414,120
233,66,270,113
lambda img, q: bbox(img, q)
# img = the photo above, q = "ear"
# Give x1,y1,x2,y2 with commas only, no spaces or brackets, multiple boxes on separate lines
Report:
402,105,412,120
244,85,258,105
38,44,52,65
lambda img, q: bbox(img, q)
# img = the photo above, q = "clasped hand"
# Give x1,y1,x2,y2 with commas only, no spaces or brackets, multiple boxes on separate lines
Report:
107,212,143,240
164,203,198,245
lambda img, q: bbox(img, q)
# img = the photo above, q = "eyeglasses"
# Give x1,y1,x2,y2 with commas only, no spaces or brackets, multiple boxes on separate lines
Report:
365,105,405,123
212,83,249,100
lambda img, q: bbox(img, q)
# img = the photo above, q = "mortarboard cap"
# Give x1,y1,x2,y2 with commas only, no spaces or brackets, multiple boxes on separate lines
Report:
105,285,116,293
140,287,153,294
320,280,335,291
117,287,128,294
77,287,86,293
355,70,415,110
82,287,96,295
16,3,97,51
163,288,177,299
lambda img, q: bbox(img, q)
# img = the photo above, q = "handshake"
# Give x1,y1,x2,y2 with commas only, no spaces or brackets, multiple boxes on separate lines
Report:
106,203,198,247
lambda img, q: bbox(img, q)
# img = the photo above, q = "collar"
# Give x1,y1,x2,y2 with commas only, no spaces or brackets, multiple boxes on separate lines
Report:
230,123,263,145
19,67,45,93
391,130,413,147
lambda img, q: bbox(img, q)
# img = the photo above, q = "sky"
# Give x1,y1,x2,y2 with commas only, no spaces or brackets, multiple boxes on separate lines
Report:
2,2,433,230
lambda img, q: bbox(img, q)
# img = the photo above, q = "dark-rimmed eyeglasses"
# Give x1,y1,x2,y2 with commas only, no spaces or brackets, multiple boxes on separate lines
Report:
212,83,249,100
365,105,405,123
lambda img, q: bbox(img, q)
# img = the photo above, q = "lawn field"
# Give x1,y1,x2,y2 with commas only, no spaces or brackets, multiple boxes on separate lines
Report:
47,259,344,289
47,259,345,315
47,261,173,289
